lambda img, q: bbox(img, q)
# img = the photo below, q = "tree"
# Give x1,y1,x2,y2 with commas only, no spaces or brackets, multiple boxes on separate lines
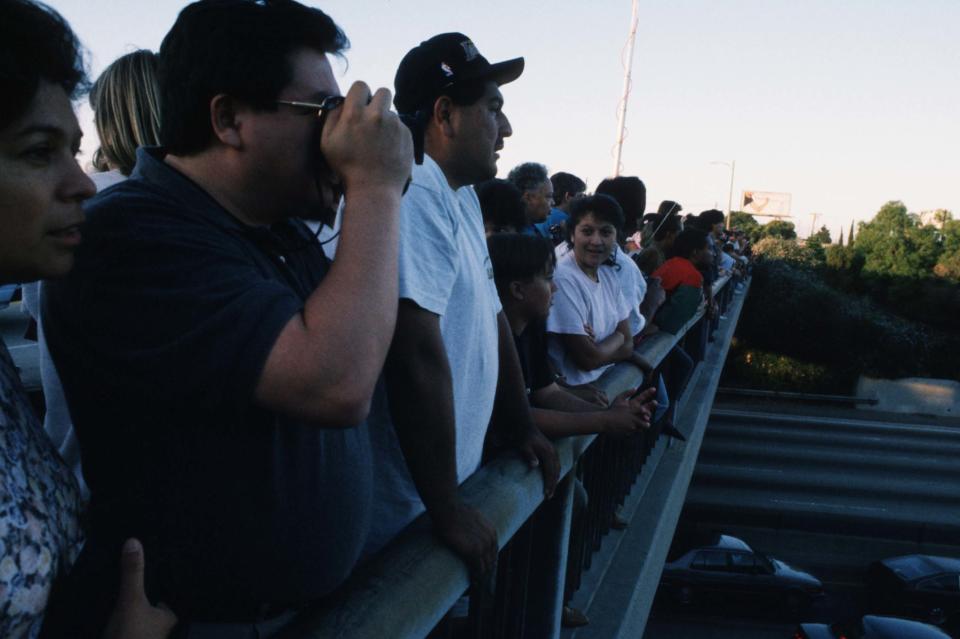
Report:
809,225,831,244
848,220,855,245
934,220,960,281
941,219,960,254
934,251,960,281
760,220,797,240
838,227,845,247
852,201,942,278
932,209,953,228
729,210,762,242
753,237,823,267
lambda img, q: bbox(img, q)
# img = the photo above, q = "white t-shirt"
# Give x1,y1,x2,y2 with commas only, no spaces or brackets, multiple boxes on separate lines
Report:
613,245,647,337
546,253,631,386
364,155,502,555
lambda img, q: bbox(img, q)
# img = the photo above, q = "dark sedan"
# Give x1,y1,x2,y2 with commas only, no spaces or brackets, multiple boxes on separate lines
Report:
795,615,952,639
659,534,823,615
867,554,960,634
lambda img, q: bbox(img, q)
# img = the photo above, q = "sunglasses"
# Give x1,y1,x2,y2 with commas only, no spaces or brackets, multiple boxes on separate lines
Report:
276,95,416,195
275,95,346,128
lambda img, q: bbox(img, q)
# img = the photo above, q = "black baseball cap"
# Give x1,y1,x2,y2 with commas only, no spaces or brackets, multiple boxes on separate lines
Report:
394,32,524,114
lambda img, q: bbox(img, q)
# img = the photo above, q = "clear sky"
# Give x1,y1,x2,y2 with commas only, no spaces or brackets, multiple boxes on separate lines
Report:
50,0,960,239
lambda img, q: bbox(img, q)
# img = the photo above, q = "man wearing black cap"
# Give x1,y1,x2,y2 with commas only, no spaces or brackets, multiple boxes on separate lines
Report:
364,33,559,575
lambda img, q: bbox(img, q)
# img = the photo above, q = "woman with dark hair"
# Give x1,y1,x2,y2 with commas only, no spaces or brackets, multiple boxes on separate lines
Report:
1,2,174,637
0,3,92,635
546,195,649,388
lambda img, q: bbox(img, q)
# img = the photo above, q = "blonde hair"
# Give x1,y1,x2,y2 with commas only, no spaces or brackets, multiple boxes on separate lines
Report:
90,50,161,176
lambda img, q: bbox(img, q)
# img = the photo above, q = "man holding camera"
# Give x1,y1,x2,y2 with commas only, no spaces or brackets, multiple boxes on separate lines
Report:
43,0,411,634
364,33,559,576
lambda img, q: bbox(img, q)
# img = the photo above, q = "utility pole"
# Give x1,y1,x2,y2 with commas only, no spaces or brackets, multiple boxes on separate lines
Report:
612,0,640,177
710,160,736,229
808,212,822,238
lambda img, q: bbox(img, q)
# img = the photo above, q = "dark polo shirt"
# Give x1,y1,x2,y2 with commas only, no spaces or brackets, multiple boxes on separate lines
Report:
44,148,373,631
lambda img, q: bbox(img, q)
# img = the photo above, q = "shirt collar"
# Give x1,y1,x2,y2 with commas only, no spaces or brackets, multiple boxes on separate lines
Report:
130,146,249,233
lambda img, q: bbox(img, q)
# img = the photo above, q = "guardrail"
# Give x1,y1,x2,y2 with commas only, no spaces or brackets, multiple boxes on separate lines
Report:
284,273,744,639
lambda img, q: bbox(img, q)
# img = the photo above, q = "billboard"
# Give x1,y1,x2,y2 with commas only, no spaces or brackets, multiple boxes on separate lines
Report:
741,191,792,218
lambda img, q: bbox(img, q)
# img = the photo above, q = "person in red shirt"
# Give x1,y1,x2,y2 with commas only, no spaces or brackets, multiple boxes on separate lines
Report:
651,229,712,334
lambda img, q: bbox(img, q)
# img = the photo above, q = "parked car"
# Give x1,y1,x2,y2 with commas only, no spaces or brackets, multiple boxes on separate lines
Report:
867,554,960,634
659,534,823,614
795,615,952,638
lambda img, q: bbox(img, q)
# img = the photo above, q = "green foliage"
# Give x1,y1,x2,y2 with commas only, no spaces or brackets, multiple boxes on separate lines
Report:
726,199,960,392
753,237,824,267
934,250,960,282
759,220,797,240
729,211,762,242
809,225,832,244
731,260,958,388
723,341,855,393
941,219,960,254
852,200,942,278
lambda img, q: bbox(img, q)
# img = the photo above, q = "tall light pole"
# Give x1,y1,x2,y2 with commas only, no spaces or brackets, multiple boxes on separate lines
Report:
612,0,640,177
710,160,736,229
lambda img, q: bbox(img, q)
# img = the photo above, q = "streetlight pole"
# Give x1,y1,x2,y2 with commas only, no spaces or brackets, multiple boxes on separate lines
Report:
710,160,736,229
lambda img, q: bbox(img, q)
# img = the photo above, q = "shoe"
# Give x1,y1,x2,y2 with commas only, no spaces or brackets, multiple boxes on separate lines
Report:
562,605,590,628
611,507,629,530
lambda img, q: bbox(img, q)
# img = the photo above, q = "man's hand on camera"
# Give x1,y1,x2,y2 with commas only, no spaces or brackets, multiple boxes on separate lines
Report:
321,81,413,196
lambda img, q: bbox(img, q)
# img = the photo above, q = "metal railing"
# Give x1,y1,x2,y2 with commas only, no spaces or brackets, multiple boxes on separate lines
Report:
285,274,744,639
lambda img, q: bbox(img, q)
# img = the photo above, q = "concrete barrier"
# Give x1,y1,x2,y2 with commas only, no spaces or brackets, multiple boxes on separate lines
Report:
857,376,960,417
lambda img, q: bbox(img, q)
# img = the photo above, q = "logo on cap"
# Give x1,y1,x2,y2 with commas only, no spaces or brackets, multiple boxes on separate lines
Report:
460,40,480,61
440,62,454,78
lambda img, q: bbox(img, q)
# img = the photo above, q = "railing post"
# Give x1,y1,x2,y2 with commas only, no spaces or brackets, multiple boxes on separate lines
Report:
521,473,575,639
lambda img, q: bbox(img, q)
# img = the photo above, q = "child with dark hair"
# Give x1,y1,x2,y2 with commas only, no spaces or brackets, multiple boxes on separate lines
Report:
476,178,527,236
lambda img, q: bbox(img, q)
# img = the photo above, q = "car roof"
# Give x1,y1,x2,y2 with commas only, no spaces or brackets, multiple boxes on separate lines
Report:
861,615,952,638
880,555,960,581
704,534,752,552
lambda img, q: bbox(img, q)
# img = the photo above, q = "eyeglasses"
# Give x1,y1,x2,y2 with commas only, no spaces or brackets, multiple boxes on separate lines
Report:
275,96,345,130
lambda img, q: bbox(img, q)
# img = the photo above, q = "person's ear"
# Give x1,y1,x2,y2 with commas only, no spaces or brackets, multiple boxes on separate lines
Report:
209,94,243,149
508,280,525,302
432,96,455,137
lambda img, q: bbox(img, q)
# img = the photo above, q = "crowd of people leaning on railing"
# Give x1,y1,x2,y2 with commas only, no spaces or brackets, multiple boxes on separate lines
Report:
0,1,753,637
